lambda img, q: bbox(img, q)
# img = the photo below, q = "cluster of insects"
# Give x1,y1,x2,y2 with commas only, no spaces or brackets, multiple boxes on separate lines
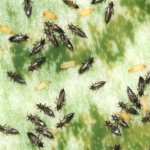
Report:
44,21,87,51
6,0,108,147
105,114,128,137
7,20,88,80
4,0,147,149
105,71,150,148
62,0,114,23
26,89,74,148
7,0,114,84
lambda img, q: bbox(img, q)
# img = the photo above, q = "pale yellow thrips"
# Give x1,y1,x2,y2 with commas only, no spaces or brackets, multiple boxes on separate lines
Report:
34,81,50,92
118,111,132,122
0,24,13,34
140,95,149,112
128,64,146,73
60,61,76,69
43,11,57,20
78,8,95,17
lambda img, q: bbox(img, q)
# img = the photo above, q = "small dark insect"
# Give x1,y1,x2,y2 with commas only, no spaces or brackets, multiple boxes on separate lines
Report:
27,132,44,148
118,102,139,115
28,57,46,71
44,21,65,34
57,89,65,111
30,39,46,56
59,33,73,51
23,0,32,17
127,86,141,109
0,125,19,135
112,115,128,128
68,24,87,38
9,34,29,42
110,144,121,150
63,0,79,9
105,1,114,24
138,76,145,97
105,121,121,136
142,112,150,123
36,103,55,117
78,57,94,74
90,81,106,90
7,71,26,84
56,113,74,128
35,127,54,139
44,28,58,47
91,0,104,4
27,114,46,127
145,71,150,84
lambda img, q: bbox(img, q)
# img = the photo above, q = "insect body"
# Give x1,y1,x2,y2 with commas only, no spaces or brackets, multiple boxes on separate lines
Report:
28,57,46,71
118,102,139,115
112,115,128,128
0,24,13,34
78,8,95,17
91,0,104,4
119,112,132,122
7,71,26,84
27,114,46,127
142,112,150,123
35,127,54,139
36,103,55,117
34,81,50,92
145,71,150,84
68,24,86,38
78,57,94,74
43,11,57,20
59,33,73,51
56,113,74,128
140,95,149,112
24,0,32,17
30,39,45,56
138,76,145,97
27,132,44,148
127,86,141,109
90,81,106,90
9,34,29,42
60,61,76,69
110,144,121,150
45,21,64,34
57,89,65,111
128,64,146,73
105,121,121,136
44,28,58,47
62,0,79,9
105,1,114,24
0,125,19,135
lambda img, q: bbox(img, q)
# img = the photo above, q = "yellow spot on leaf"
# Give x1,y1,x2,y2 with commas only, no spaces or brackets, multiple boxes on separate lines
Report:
78,8,95,17
34,81,50,92
60,61,76,69
128,64,146,73
0,24,13,34
43,11,57,20
119,111,132,122
140,95,149,112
